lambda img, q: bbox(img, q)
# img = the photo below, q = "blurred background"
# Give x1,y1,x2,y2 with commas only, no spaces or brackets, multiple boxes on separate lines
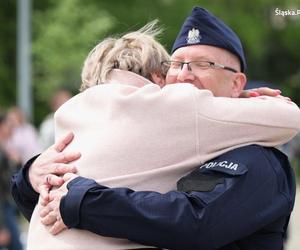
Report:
0,0,299,249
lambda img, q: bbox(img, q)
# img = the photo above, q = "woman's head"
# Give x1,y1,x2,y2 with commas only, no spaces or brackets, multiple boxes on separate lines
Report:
80,20,170,91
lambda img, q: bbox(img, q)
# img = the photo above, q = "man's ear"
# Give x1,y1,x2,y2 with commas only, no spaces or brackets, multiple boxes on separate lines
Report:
231,73,247,98
150,73,166,87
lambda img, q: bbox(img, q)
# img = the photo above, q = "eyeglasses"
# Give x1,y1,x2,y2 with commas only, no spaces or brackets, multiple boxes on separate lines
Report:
161,60,238,75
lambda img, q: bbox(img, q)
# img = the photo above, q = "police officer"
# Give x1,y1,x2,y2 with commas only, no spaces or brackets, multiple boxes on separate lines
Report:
11,7,295,250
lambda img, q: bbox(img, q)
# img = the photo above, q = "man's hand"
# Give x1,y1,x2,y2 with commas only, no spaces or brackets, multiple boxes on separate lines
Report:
40,173,78,235
28,132,81,201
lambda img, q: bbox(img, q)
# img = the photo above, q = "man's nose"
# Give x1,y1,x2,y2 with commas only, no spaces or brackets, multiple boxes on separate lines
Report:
176,63,195,83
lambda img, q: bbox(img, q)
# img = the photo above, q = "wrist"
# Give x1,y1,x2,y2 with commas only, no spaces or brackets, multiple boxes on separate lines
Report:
25,155,40,193
28,167,39,193
60,177,98,228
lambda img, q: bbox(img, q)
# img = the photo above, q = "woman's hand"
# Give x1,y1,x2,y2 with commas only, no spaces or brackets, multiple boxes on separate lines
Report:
240,87,293,104
240,87,282,98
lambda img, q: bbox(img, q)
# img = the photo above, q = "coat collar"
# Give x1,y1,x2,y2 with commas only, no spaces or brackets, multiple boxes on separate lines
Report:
106,69,154,87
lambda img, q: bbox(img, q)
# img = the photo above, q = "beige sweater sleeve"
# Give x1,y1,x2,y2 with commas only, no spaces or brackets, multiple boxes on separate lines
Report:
194,89,300,158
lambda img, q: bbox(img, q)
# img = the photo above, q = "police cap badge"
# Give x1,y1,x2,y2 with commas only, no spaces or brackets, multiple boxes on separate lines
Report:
171,7,247,72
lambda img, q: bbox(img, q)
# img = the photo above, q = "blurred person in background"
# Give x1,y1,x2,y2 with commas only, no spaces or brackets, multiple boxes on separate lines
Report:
0,111,23,250
5,107,41,166
279,129,300,169
0,224,10,250
0,112,11,249
39,90,72,150
290,133,300,170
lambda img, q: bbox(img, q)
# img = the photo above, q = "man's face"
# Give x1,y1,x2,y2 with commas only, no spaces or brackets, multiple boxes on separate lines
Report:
166,45,243,97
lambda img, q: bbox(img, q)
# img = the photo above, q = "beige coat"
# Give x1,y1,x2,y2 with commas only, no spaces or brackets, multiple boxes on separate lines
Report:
27,70,300,250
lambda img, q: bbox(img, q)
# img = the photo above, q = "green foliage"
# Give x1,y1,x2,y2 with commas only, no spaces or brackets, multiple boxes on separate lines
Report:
0,0,17,108
1,0,300,124
32,0,114,100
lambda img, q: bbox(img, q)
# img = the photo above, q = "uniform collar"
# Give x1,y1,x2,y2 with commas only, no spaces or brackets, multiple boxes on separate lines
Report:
106,69,154,87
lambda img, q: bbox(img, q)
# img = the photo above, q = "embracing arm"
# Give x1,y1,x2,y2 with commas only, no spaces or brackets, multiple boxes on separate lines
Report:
10,132,79,221
54,146,293,250
195,90,300,155
11,156,40,221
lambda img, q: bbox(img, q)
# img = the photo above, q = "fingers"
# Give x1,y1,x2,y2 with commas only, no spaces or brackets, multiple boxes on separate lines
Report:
40,174,65,205
28,132,79,195
244,91,259,98
40,205,52,219
45,174,64,187
258,94,293,102
277,95,291,101
54,132,75,152
50,163,77,175
40,198,67,235
39,166,75,203
240,87,282,98
249,91,260,97
49,220,67,235
239,90,259,98
255,87,281,97
54,151,81,164
63,173,78,182
39,184,50,206
276,95,293,104
41,211,57,226
40,196,59,221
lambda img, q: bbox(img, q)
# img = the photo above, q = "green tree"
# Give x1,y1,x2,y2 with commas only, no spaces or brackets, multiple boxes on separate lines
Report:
32,0,114,122
1,0,299,123
0,0,17,108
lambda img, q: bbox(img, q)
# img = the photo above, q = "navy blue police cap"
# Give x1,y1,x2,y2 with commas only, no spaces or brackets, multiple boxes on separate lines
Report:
171,7,247,72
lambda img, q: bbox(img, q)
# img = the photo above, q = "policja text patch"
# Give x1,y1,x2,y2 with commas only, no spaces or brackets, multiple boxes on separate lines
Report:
199,160,248,175
177,160,248,193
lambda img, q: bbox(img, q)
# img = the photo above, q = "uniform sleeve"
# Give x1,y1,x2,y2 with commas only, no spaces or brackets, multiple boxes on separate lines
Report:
60,146,294,250
195,91,300,157
10,155,40,221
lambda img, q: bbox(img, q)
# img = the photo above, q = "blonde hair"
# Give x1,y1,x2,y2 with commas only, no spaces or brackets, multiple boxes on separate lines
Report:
80,20,170,91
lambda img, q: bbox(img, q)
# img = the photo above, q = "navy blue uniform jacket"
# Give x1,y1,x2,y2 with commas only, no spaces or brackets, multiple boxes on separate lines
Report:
11,145,295,249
